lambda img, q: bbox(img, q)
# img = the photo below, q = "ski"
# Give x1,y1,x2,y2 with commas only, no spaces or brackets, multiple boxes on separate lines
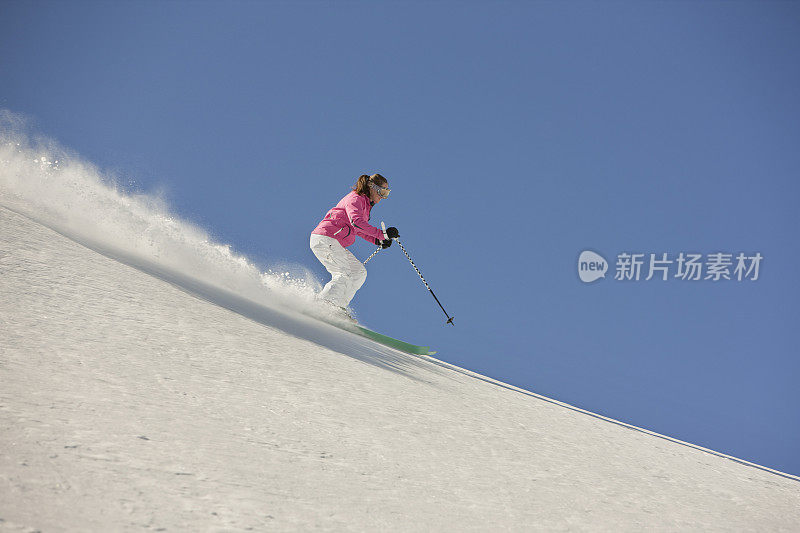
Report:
304,308,436,356
353,325,436,356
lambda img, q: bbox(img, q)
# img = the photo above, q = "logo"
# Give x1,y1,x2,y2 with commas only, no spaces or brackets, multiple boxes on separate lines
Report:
578,250,608,283
578,250,763,283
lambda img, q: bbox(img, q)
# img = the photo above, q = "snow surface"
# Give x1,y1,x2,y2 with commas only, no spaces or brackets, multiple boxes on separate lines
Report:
2,130,800,530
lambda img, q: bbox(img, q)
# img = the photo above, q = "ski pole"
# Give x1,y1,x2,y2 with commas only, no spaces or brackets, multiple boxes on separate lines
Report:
363,246,382,265
363,222,389,265
394,237,455,326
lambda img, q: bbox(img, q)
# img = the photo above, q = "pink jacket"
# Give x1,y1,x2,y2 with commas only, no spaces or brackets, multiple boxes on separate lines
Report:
312,191,386,248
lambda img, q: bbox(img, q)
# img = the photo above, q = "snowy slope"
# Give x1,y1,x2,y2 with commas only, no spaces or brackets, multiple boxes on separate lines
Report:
2,129,800,531
2,208,800,531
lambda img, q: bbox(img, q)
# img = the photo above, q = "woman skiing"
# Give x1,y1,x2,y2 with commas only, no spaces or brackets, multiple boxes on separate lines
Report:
310,173,398,317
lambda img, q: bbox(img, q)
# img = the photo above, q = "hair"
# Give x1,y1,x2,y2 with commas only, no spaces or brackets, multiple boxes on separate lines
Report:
353,173,388,196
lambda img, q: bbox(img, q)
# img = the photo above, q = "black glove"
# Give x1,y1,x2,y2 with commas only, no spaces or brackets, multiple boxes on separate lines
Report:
386,226,399,239
375,237,392,249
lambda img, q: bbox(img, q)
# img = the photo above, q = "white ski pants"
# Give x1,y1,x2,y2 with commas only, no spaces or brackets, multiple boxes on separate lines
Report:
309,234,367,308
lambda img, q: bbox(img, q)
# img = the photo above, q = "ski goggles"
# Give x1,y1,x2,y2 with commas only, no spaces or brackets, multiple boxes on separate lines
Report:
370,182,391,199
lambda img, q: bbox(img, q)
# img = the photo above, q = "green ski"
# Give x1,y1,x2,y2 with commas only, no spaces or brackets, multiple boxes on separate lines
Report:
307,310,436,356
353,325,436,356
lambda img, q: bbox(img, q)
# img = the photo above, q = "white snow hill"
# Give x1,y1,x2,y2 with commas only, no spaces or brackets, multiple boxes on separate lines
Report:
1,205,799,531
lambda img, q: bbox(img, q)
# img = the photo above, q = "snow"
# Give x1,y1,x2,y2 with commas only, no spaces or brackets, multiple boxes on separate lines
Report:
2,130,800,530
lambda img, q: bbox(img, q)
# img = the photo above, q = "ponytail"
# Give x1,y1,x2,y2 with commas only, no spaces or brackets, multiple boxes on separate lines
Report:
352,173,387,196
353,174,371,196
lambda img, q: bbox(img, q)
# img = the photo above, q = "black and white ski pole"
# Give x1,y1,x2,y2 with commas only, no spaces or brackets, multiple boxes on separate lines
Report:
362,222,388,265
363,245,382,265
362,222,454,325
393,232,455,326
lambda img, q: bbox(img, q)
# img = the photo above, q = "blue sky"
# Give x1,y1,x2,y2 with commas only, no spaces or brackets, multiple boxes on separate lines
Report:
2,1,799,476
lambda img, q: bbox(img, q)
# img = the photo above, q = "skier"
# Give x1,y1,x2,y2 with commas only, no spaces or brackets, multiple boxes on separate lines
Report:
310,173,399,318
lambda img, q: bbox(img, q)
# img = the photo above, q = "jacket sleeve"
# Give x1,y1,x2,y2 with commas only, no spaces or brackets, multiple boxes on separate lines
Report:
344,195,385,243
